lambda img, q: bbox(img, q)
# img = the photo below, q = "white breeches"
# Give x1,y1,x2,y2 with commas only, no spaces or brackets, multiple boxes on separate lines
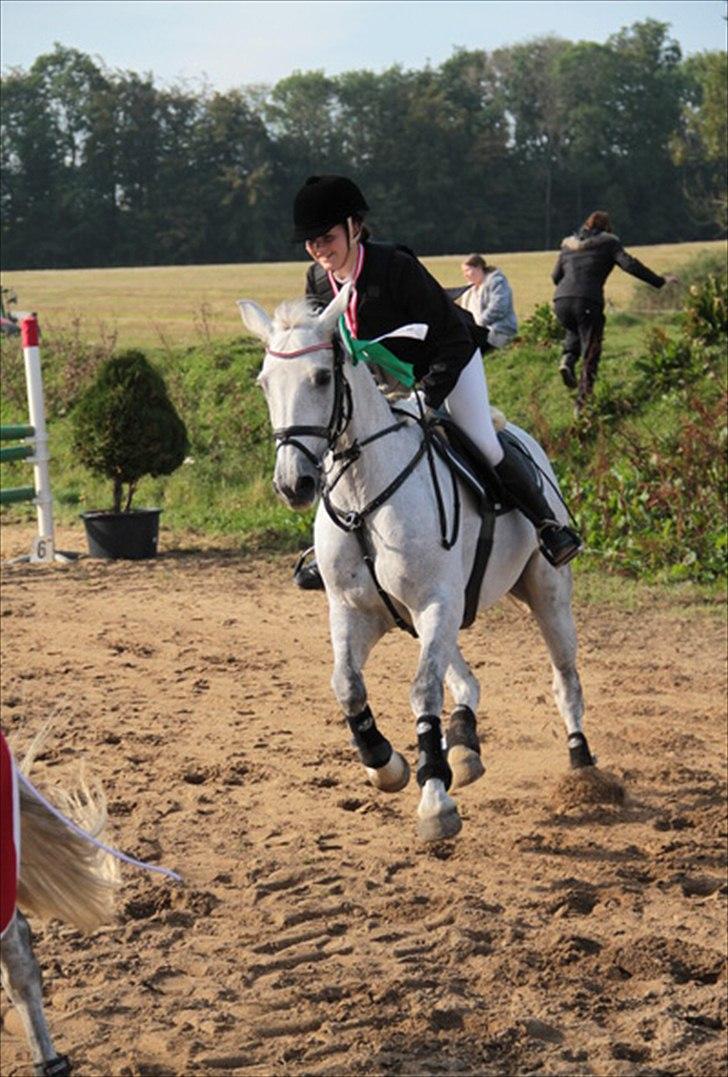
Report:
444,349,504,466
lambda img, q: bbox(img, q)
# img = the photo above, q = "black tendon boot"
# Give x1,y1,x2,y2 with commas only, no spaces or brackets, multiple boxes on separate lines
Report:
347,706,392,769
494,433,582,567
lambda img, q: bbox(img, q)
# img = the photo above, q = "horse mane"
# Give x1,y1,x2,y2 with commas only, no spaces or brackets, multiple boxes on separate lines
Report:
272,297,319,333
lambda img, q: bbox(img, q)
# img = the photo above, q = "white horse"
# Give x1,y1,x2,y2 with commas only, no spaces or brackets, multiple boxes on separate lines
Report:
238,286,609,842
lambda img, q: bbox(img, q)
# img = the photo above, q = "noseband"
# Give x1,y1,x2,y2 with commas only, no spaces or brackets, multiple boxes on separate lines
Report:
268,338,352,467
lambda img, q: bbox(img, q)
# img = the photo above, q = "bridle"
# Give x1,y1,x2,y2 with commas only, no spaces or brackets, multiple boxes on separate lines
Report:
267,338,353,469
265,330,460,638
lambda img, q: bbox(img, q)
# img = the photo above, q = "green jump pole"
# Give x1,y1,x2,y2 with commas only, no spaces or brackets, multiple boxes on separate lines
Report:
0,486,36,505
0,444,33,462
0,424,34,440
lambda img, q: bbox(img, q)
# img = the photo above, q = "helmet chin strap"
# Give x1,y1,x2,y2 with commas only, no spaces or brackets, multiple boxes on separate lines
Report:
346,216,361,244
331,220,362,286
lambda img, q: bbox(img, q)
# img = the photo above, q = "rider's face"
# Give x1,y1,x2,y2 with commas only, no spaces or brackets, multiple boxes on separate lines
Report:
305,222,359,279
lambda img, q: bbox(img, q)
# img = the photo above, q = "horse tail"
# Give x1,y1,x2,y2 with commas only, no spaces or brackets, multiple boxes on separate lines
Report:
17,766,120,933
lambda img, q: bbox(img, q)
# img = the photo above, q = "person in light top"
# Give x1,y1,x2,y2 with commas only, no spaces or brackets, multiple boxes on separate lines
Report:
458,253,518,351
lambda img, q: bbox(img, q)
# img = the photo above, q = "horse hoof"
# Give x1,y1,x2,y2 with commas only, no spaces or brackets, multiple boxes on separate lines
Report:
448,744,485,789
366,750,410,792
417,807,462,843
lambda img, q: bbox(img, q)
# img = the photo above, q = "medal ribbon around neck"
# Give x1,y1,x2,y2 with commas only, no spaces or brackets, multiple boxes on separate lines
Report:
327,241,365,337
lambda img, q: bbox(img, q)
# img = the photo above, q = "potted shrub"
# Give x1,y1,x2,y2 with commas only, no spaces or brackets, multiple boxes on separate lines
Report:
72,349,189,559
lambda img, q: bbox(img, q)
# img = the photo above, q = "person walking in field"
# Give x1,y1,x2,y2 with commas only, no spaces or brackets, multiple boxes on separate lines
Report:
552,211,679,412
291,173,582,591
456,254,518,352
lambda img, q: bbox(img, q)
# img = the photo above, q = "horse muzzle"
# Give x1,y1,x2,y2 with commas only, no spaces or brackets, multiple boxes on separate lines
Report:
273,472,321,510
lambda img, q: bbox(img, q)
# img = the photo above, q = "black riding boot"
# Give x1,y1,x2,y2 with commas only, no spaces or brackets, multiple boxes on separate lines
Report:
494,434,582,567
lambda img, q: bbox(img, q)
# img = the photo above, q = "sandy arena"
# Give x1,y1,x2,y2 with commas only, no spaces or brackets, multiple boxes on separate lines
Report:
1,524,726,1077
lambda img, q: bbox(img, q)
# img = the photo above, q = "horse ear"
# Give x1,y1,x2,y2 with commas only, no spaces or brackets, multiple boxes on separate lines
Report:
316,282,351,337
237,299,272,344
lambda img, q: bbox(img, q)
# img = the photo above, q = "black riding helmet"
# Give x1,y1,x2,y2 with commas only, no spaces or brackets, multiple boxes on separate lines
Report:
292,174,369,242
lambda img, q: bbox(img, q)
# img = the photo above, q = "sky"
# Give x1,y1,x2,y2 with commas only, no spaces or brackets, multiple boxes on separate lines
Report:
1,0,725,89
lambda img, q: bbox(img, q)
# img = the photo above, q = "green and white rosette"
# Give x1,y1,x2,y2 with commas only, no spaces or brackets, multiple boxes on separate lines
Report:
338,316,429,389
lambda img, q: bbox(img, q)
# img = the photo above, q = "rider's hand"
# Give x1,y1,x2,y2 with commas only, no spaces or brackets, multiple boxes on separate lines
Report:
663,274,680,285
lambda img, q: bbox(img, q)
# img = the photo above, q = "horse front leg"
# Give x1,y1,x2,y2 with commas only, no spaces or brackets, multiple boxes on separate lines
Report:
329,600,410,793
1,911,70,1076
410,600,463,841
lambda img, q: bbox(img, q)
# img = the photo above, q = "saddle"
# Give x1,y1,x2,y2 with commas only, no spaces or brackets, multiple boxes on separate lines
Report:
429,411,510,507
427,415,540,629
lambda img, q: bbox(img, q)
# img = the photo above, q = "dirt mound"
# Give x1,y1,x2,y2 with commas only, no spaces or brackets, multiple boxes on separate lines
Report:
1,525,726,1076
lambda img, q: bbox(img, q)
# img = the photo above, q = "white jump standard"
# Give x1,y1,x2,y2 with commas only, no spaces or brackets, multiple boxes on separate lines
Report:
0,316,73,563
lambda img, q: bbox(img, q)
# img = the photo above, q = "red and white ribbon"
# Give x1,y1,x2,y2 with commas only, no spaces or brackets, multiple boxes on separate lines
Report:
327,242,365,337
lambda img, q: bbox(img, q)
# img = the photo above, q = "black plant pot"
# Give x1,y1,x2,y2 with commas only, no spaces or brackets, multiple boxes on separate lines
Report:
81,508,161,560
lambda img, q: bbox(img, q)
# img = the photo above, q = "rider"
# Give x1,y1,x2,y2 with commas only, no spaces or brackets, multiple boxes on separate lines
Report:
292,174,581,590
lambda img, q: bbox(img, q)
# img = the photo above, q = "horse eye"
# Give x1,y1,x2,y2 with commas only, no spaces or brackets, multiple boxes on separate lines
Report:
314,369,332,387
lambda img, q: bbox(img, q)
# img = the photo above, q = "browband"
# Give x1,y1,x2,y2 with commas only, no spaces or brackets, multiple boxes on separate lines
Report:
267,342,334,359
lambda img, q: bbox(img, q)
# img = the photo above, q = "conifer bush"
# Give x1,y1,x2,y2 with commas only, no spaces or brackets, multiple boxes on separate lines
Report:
72,349,189,512
517,302,564,346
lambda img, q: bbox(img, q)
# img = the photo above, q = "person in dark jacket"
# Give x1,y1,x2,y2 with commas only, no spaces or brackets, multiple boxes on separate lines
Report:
292,174,581,590
552,211,678,411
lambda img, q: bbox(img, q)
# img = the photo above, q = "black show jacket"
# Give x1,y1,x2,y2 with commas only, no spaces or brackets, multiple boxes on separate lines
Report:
305,240,475,409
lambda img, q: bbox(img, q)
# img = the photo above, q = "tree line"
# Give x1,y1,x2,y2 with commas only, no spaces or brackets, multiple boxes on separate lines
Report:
1,19,725,270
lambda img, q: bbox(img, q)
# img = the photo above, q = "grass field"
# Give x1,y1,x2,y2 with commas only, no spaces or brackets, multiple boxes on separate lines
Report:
1,241,724,590
1,240,724,349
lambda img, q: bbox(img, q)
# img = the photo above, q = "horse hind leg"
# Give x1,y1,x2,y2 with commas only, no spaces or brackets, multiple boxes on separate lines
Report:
445,648,485,789
1,911,71,1077
510,554,595,767
512,554,625,806
410,601,463,841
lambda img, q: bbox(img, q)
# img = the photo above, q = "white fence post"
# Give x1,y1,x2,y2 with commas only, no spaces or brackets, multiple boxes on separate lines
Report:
21,315,55,562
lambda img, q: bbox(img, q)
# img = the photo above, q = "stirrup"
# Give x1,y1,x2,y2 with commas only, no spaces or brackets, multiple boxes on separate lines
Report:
538,523,582,568
293,547,324,591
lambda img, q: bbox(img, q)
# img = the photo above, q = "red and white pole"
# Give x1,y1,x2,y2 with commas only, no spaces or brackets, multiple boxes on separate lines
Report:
21,316,55,562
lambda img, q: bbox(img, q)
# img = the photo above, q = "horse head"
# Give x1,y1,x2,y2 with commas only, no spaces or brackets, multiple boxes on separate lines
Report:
238,286,351,510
